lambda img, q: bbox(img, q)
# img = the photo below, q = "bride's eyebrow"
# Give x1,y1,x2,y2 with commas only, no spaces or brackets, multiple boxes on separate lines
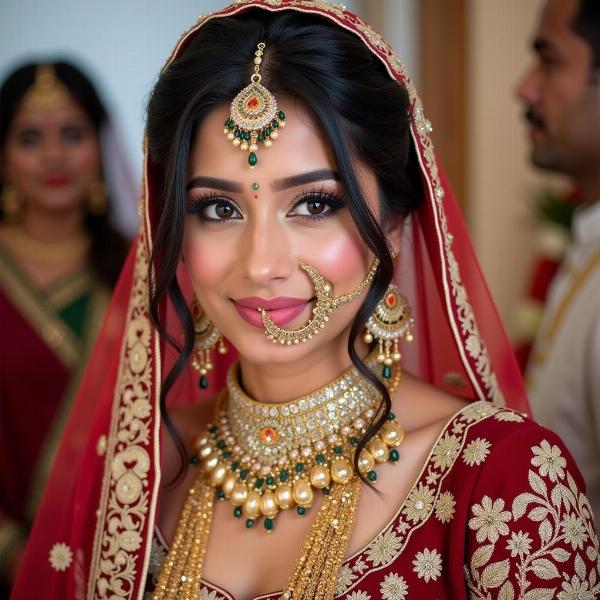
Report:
185,169,340,193
186,176,243,192
272,169,340,191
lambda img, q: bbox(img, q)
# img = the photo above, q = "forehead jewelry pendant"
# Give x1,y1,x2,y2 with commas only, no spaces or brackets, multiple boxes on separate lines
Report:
224,42,286,169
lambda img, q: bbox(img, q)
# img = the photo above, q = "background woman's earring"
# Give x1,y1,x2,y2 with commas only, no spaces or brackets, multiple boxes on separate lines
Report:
363,284,414,380
1,184,23,222
88,180,107,215
190,297,227,389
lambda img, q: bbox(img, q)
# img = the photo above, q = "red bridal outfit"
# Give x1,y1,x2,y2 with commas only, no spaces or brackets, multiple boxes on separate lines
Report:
12,2,599,599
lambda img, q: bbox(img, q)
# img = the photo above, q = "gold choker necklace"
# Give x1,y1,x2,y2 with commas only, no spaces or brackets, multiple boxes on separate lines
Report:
153,358,404,600
193,355,403,531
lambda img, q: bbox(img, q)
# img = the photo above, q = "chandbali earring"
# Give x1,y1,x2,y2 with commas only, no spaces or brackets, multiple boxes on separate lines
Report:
260,259,380,345
1,184,23,222
88,180,107,215
363,284,414,380
190,297,228,389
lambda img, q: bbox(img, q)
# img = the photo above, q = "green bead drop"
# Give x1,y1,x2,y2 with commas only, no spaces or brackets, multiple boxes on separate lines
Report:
245,519,255,529
189,455,199,465
248,152,257,167
280,470,289,482
264,518,274,531
233,507,242,518
390,449,400,462
382,365,392,379
387,411,396,421
297,506,306,516
217,490,225,500
278,111,285,120
367,470,378,482
199,375,208,389
322,486,330,496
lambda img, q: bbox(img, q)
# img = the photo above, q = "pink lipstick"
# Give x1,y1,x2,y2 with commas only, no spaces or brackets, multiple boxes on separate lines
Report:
232,296,311,328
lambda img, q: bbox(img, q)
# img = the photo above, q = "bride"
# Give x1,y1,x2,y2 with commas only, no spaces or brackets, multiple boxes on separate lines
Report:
12,2,599,599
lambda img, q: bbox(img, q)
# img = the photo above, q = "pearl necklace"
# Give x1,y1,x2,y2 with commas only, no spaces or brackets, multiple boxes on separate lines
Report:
193,355,404,531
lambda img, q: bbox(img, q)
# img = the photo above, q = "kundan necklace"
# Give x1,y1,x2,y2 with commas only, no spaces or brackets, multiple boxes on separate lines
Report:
152,355,404,600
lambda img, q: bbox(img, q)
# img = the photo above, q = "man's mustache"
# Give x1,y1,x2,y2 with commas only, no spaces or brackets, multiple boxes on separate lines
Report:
525,107,546,130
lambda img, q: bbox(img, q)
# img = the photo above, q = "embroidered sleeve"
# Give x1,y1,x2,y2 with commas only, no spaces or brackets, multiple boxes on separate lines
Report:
464,426,600,599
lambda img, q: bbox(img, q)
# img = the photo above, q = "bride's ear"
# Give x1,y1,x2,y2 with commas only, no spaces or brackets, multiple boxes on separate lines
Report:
384,214,404,260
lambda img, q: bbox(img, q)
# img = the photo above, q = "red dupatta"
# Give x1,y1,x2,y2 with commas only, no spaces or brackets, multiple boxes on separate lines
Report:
12,2,528,598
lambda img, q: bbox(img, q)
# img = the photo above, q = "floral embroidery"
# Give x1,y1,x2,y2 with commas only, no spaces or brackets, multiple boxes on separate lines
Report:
49,542,73,572
434,491,456,523
465,439,600,599
494,410,524,423
412,548,442,582
335,564,357,595
469,497,511,543
379,572,409,600
345,591,371,600
505,530,533,558
558,574,595,600
198,588,226,600
403,483,435,523
147,538,167,585
431,433,461,469
365,529,403,566
462,437,491,466
532,439,567,482
462,402,497,423
560,514,589,550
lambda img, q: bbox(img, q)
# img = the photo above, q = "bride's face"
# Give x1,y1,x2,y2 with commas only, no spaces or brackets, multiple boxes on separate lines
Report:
183,100,391,366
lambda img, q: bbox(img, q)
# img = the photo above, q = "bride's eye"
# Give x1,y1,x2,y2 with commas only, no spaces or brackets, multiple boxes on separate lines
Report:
289,192,345,221
187,196,243,222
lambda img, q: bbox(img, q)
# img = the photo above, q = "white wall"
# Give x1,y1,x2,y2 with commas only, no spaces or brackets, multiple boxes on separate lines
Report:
0,0,362,182
467,0,558,338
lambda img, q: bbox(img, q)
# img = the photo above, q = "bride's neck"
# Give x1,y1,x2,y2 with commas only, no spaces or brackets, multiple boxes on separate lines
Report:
238,339,368,403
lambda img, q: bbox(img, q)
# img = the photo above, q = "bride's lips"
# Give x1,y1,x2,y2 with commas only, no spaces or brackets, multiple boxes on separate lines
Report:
232,296,312,328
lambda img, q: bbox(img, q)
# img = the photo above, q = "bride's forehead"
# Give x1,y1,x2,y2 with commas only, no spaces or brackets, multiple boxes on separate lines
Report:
188,100,338,182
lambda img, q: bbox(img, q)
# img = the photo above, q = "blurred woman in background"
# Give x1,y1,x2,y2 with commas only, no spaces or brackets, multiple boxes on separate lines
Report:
0,61,133,591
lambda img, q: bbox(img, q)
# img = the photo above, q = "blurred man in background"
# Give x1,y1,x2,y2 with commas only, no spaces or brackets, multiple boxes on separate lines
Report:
517,0,600,521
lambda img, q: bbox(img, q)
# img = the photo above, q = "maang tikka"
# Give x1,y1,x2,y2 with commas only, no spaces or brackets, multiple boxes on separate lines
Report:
363,284,414,380
224,42,286,168
190,297,228,389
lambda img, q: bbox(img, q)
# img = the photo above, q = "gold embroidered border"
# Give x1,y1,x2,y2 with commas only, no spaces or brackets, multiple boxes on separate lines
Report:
46,270,95,311
88,233,154,599
25,282,110,524
338,401,505,595
0,245,80,367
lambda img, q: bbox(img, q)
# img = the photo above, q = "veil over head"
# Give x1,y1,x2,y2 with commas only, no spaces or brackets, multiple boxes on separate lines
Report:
12,2,528,598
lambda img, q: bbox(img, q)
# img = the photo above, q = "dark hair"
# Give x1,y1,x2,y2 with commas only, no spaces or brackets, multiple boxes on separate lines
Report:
0,61,129,287
572,0,600,71
146,10,423,482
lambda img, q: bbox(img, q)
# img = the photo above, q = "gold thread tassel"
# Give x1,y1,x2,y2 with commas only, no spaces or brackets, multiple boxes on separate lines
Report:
281,477,361,600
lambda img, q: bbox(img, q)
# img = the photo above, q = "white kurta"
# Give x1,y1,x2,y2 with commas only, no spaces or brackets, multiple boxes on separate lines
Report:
527,201,600,524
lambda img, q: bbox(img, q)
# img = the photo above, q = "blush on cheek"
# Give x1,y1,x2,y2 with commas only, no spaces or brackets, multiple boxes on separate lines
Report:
310,235,370,290
183,233,231,288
